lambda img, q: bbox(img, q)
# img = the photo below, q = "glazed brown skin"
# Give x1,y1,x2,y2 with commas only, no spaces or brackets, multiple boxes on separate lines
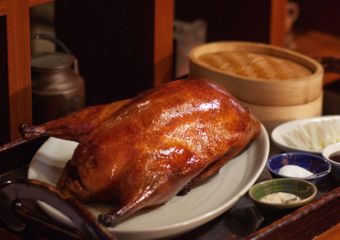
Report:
22,79,261,226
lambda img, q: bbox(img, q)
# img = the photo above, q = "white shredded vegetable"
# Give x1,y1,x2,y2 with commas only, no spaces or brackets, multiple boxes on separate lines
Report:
282,119,340,151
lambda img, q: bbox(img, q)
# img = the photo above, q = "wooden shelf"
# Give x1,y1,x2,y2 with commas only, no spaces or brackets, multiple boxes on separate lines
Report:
0,0,53,16
0,0,54,143
0,0,174,143
269,0,287,46
295,30,340,85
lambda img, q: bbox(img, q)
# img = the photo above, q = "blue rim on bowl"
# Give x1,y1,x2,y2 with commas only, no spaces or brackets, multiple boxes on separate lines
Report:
267,152,331,183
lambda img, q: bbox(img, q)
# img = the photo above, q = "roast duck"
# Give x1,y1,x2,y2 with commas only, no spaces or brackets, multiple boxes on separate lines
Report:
21,79,261,226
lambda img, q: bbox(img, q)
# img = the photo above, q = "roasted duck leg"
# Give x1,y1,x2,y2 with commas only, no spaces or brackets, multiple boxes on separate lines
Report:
21,79,261,227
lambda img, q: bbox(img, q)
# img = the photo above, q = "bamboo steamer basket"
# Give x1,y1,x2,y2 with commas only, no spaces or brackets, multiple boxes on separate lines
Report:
189,41,324,106
239,92,323,133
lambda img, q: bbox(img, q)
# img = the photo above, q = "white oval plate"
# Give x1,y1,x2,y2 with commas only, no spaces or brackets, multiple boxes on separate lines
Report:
271,115,340,154
28,125,269,240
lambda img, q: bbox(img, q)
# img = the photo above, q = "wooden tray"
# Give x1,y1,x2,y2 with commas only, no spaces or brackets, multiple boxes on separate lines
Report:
247,186,340,240
0,91,339,240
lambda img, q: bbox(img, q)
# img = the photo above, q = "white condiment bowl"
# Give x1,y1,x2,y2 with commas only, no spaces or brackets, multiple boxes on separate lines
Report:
322,142,340,182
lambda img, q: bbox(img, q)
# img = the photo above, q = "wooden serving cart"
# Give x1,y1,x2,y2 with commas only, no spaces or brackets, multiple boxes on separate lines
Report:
0,86,339,240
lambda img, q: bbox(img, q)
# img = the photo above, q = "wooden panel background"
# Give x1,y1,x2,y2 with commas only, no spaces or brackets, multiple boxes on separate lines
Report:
55,0,174,106
6,0,32,140
175,0,272,43
0,16,9,144
1,0,175,143
154,0,174,86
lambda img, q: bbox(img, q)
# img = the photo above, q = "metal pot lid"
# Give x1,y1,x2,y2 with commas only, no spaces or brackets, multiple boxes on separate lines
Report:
31,52,74,72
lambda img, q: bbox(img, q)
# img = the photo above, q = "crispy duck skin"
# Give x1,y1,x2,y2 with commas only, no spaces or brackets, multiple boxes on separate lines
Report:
21,79,261,227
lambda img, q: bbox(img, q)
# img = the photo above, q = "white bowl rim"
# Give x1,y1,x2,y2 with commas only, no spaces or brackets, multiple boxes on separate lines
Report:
322,142,340,166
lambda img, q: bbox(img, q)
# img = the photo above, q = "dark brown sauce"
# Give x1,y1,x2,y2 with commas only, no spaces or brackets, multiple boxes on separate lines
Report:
329,151,340,163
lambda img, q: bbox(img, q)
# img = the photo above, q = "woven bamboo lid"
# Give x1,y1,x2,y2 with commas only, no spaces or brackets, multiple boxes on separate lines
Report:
189,41,324,106
199,51,312,80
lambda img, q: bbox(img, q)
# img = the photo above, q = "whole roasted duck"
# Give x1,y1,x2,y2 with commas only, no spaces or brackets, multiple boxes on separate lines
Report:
21,79,261,226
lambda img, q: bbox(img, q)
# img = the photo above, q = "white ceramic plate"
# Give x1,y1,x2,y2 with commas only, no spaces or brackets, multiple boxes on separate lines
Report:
271,115,340,154
28,125,269,240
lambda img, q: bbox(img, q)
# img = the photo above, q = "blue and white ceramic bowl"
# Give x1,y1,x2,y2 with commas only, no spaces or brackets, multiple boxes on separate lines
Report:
267,152,331,183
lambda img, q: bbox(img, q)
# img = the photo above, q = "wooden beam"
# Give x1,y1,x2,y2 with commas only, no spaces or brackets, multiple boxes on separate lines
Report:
154,0,174,86
30,0,54,7
270,0,287,46
0,0,5,16
0,17,9,144
6,0,32,140
0,0,53,16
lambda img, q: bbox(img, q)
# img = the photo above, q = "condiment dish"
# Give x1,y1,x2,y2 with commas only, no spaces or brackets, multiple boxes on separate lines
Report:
322,142,340,182
267,152,331,183
249,178,317,219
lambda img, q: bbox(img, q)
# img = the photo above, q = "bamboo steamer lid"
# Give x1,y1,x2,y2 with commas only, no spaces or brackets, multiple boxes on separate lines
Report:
189,41,324,106
239,92,323,133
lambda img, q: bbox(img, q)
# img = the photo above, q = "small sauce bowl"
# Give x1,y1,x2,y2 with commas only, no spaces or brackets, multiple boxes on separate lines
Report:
322,142,340,182
249,178,317,219
267,152,331,183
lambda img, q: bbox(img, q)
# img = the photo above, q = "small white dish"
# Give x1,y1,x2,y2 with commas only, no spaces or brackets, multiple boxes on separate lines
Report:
28,126,269,240
322,142,340,182
32,137,79,168
271,115,340,154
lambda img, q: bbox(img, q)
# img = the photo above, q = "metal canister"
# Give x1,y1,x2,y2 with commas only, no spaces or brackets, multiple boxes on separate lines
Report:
31,34,85,124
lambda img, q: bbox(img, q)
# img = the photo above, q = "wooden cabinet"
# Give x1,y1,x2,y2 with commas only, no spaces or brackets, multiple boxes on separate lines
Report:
0,0,53,143
293,0,340,85
1,0,338,143
175,0,340,85
0,0,174,143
